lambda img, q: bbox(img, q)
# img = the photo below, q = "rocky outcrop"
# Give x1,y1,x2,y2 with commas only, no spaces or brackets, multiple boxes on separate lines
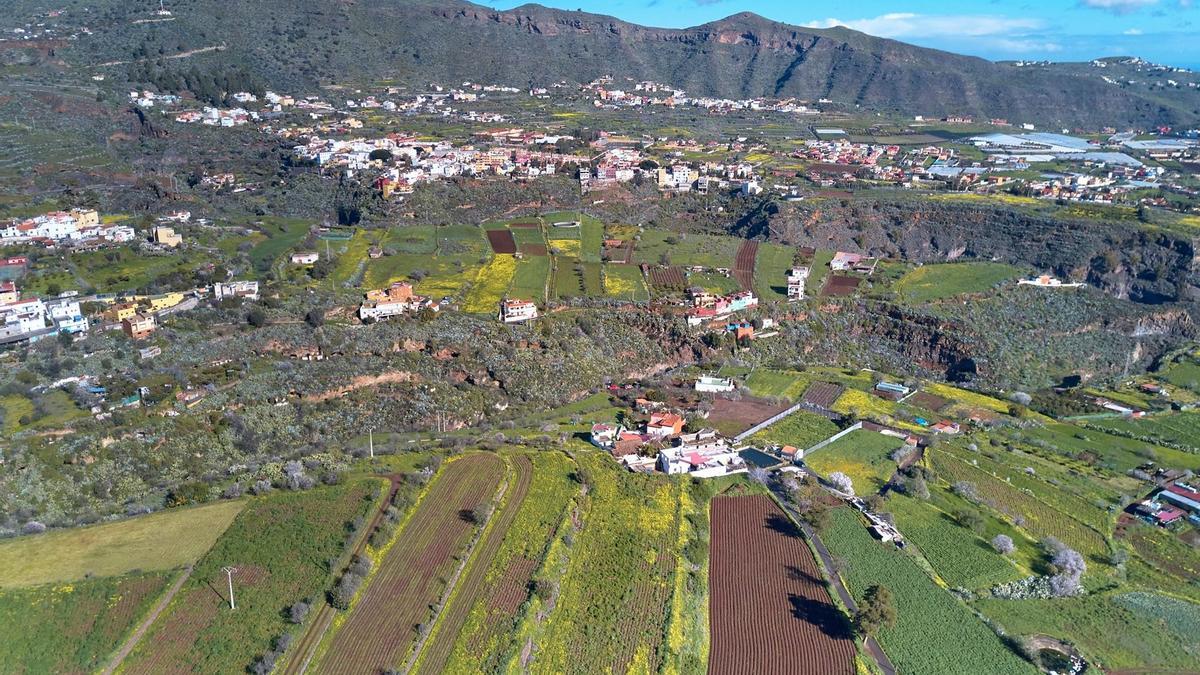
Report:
745,197,1197,304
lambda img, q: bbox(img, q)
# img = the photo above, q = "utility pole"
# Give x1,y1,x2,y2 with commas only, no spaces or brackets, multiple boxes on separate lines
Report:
222,566,238,610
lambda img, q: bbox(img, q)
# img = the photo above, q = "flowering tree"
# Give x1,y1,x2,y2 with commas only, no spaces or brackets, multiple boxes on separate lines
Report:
828,471,854,495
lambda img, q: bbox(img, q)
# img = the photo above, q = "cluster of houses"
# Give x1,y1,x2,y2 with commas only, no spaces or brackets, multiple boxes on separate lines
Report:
357,281,440,321
289,132,590,192
1135,479,1200,527
174,106,257,127
585,76,818,116
590,408,746,478
0,209,135,247
685,288,759,326
0,285,86,345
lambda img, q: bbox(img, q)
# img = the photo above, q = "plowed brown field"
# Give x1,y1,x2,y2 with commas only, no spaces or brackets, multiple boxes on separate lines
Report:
708,495,855,675
314,454,503,674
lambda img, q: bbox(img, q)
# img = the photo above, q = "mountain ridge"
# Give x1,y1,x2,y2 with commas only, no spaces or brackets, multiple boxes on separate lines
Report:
7,0,1198,127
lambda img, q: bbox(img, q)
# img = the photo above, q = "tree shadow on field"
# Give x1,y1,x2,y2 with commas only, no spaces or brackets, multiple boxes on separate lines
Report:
788,594,855,640
765,512,802,538
785,564,827,588
458,508,478,524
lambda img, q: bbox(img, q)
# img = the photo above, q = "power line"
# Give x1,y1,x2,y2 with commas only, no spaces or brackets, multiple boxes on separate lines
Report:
221,566,238,610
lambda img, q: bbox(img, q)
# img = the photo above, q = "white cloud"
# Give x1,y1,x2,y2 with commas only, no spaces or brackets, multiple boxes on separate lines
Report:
1123,27,1145,33
802,13,1045,39
1080,0,1159,13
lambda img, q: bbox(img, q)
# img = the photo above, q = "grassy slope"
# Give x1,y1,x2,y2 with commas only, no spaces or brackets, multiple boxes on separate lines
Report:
0,500,244,588
894,262,1022,303
122,480,383,675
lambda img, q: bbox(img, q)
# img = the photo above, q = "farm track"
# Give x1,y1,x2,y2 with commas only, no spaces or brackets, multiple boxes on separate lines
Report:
411,455,534,674
734,240,758,291
100,566,194,675
313,454,504,675
281,475,406,675
708,495,857,675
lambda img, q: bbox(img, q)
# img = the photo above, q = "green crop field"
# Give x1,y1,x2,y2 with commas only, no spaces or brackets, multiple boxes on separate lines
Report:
438,452,578,673
822,509,1034,674
805,429,905,493
0,500,244,588
887,493,1026,589
1088,411,1200,452
464,254,518,313
975,594,1200,671
122,480,383,675
748,410,840,450
744,369,809,399
1020,423,1200,473
384,224,438,254
894,262,1022,303
928,450,1109,558
248,217,313,272
0,572,170,673
633,229,739,268
753,242,796,301
510,255,551,302
938,444,1115,534
602,263,650,301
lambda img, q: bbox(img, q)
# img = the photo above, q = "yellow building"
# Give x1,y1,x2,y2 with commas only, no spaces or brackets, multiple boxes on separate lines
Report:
148,292,185,312
70,209,100,227
153,226,182,248
105,301,138,323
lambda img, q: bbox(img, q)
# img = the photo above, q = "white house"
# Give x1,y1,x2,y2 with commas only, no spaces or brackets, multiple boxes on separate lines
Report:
499,298,538,323
695,375,735,393
291,251,320,265
46,297,88,334
212,280,260,301
787,266,809,301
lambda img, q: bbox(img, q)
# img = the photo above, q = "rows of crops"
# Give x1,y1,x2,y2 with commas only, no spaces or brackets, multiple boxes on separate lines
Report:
928,450,1109,557
1090,411,1200,452
124,480,383,675
708,496,855,674
938,444,1114,534
315,454,503,674
887,494,1024,590
822,509,1034,674
412,455,536,674
438,452,578,672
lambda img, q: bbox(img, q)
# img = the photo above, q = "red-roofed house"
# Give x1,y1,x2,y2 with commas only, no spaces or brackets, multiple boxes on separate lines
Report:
646,412,685,439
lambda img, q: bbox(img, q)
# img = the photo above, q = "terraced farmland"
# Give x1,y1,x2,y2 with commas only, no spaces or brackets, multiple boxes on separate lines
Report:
412,455,535,674
708,495,855,675
314,454,503,674
434,452,578,673
928,450,1109,557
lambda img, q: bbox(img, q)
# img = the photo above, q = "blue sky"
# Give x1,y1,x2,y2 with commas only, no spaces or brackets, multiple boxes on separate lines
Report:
496,0,1200,69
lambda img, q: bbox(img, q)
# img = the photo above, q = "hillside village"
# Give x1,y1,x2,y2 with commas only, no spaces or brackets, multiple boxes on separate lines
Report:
4,2,1200,674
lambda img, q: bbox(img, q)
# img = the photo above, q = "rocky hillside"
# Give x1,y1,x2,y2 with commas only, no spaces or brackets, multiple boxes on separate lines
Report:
740,197,1199,304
